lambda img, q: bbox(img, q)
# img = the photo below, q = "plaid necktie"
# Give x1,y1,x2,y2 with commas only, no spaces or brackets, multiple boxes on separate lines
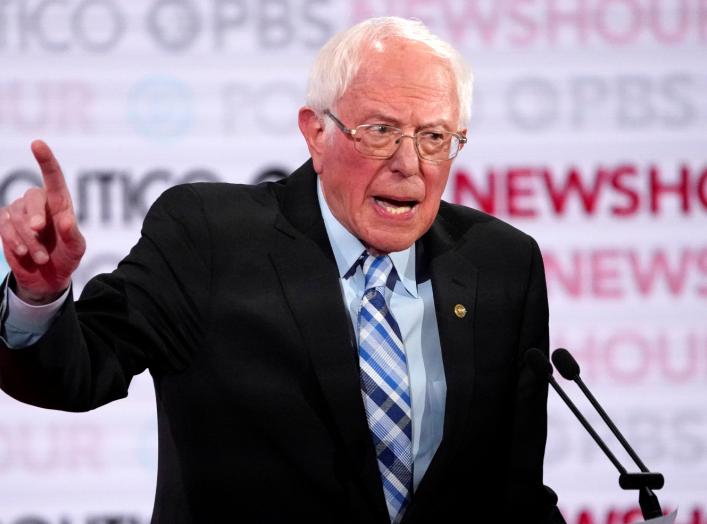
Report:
357,253,413,523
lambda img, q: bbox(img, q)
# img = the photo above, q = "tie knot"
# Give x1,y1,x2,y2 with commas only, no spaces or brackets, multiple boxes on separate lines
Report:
362,253,394,290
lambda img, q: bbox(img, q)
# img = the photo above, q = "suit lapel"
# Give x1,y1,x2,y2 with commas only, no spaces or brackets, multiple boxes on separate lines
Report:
269,165,479,517
425,215,479,444
408,212,479,507
268,161,389,519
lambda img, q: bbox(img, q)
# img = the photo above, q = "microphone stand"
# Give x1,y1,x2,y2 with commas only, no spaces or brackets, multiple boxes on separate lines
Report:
526,348,666,521
551,348,665,520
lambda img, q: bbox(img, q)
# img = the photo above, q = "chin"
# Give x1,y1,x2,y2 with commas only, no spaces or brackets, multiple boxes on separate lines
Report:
364,234,418,255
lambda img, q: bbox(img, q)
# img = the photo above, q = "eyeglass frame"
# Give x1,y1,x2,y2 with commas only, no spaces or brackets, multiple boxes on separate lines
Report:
323,110,467,164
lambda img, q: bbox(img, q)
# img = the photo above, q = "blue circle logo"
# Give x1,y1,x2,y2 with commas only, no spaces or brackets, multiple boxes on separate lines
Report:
128,76,194,140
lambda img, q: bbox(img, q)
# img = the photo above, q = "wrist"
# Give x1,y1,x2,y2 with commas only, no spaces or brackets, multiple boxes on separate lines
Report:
12,280,68,306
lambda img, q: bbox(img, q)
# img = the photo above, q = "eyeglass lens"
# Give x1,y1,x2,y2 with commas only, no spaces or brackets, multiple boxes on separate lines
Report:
355,126,460,161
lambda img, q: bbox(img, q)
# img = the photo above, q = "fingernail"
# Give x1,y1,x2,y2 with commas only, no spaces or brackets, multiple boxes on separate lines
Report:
34,251,49,264
15,245,27,256
30,215,44,229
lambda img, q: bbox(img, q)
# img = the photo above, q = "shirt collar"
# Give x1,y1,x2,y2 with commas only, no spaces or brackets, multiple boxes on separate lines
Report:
317,178,418,298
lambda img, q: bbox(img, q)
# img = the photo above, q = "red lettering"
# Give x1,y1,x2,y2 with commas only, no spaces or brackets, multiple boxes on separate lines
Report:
349,0,375,23
628,249,692,296
547,0,590,44
453,169,496,213
623,508,646,523
595,0,643,45
605,331,651,383
507,0,538,46
8,81,46,131
688,507,707,524
697,249,707,297
405,0,441,30
543,247,705,299
451,163,703,218
591,249,623,298
657,333,699,382
576,509,596,524
0,422,103,473
607,509,623,524
698,167,707,208
0,80,94,133
557,331,602,382
66,423,103,469
543,250,583,297
650,0,691,44
507,167,537,217
566,507,707,524
19,423,60,471
700,0,707,42
554,328,707,386
445,0,503,45
544,167,604,215
607,164,640,216
353,0,707,48
650,164,690,213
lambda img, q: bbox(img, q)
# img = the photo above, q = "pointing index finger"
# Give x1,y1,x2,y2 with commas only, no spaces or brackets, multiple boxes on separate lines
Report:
31,139,70,197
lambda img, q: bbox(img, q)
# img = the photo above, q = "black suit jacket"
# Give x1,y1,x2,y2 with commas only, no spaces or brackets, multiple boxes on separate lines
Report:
0,160,562,522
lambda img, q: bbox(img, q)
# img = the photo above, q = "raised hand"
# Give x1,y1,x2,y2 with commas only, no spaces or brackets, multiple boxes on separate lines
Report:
0,140,86,304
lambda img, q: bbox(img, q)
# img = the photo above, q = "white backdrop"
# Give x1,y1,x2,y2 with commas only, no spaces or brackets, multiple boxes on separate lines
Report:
0,1,705,522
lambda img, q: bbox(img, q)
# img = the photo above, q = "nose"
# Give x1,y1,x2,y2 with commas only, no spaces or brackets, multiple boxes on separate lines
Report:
388,134,420,177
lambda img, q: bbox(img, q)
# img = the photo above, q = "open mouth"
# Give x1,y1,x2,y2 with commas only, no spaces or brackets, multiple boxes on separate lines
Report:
374,196,419,215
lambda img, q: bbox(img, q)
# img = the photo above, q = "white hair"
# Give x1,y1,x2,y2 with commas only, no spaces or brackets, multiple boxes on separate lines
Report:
306,17,473,131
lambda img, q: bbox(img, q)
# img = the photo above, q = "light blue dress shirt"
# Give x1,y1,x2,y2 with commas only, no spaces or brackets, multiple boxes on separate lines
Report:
1,181,449,490
317,180,446,490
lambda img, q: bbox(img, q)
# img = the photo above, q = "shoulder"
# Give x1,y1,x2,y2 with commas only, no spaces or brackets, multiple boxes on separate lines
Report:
431,200,543,280
437,200,538,250
156,178,285,209
148,160,318,237
148,178,289,226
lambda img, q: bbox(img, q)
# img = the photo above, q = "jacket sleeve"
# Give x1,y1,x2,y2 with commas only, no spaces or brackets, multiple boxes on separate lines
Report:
0,184,211,412
505,236,566,523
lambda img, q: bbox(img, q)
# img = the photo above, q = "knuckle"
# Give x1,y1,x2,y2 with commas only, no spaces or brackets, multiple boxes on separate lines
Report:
9,198,24,214
25,187,43,202
1,225,18,245
8,209,25,227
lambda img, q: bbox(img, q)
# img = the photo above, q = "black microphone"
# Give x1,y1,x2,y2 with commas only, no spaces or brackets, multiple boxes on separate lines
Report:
552,348,657,478
525,348,628,475
551,348,664,518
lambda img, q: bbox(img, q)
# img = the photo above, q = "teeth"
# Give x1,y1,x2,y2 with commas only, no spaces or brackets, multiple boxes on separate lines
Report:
375,198,413,215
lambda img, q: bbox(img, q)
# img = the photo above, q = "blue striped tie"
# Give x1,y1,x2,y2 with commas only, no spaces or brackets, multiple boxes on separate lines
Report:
357,253,413,524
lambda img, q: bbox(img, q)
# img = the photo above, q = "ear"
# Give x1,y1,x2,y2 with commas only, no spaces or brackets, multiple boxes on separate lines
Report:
298,107,327,173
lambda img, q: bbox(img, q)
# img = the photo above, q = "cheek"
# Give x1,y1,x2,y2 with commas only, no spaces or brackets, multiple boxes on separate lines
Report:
434,166,451,193
425,168,451,199
335,161,379,203
321,163,370,218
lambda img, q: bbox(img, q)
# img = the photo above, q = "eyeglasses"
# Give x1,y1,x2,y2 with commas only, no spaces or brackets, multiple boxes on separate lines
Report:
324,110,467,163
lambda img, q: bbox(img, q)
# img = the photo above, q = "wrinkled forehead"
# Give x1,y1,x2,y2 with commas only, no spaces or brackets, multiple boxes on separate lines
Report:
356,36,453,82
339,37,460,122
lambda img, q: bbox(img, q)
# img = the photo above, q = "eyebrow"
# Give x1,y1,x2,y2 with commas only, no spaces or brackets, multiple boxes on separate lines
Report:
360,112,453,130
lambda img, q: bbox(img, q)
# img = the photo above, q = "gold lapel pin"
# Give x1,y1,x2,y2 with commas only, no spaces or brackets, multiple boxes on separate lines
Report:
454,304,467,319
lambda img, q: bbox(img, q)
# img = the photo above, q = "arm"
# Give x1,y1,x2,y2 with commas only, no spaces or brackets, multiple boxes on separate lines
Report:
1,279,69,348
0,142,211,412
0,184,211,411
505,237,566,522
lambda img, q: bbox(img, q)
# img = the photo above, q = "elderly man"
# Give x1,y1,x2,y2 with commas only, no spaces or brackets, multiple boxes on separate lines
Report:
0,17,562,524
